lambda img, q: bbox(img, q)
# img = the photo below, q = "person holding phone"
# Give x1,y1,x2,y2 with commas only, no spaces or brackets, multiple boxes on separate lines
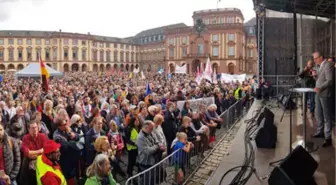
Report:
299,60,317,116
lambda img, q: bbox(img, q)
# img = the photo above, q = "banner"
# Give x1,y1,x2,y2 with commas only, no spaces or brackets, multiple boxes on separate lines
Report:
175,65,187,74
176,97,214,112
221,73,246,83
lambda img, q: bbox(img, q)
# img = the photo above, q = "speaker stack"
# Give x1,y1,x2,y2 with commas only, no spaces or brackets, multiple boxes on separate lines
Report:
268,145,318,185
255,107,277,149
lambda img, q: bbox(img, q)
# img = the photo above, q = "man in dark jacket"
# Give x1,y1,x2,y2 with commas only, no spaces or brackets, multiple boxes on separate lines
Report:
0,124,21,184
53,118,80,185
163,102,179,155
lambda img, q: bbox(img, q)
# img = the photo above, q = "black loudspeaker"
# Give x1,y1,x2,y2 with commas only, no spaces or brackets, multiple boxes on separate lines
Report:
268,145,318,185
255,107,277,148
256,88,262,99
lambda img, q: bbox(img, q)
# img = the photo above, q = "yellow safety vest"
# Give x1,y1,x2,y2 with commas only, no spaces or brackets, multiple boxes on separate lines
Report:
36,155,67,185
126,128,139,151
234,88,241,100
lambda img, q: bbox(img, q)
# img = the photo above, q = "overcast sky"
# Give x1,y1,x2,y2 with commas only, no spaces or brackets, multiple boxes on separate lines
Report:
0,0,255,38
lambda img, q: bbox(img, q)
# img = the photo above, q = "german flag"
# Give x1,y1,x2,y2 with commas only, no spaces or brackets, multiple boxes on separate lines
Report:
39,55,50,92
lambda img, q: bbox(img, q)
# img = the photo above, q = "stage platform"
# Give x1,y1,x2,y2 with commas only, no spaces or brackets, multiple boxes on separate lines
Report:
207,100,335,185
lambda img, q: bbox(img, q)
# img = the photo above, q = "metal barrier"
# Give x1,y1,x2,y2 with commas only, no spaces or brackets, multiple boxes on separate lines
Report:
263,75,298,97
125,99,249,185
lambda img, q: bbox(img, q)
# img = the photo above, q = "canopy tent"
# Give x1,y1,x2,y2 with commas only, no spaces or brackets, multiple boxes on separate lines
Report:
15,63,63,78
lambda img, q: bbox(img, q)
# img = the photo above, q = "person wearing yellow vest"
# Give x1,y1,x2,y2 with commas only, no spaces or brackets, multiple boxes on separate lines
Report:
36,140,66,185
125,117,141,177
234,87,242,100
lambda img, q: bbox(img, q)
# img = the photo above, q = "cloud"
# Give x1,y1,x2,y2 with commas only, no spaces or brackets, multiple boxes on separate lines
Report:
0,0,45,21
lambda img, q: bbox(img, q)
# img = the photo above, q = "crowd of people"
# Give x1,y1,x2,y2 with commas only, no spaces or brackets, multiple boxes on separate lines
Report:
0,72,256,185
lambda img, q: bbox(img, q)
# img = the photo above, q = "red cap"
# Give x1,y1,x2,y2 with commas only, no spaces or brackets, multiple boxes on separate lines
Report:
43,140,61,154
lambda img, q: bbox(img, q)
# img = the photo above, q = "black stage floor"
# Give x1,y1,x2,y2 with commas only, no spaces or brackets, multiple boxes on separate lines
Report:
207,100,335,185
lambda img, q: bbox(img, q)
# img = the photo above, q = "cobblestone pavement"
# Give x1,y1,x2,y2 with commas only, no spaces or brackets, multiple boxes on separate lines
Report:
184,120,243,185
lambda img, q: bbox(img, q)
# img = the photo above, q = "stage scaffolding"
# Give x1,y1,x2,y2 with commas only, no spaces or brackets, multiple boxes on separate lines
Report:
253,0,335,81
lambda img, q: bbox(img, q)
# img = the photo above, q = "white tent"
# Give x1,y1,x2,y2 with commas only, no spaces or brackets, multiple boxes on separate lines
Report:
15,63,63,78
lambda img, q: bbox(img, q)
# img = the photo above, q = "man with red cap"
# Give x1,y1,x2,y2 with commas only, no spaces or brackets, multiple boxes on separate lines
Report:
36,140,66,185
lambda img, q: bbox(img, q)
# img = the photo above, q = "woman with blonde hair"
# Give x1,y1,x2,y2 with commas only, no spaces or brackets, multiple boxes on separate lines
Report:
85,154,118,185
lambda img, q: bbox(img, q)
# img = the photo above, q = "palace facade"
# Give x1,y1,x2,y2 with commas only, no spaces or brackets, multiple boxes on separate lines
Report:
0,8,256,74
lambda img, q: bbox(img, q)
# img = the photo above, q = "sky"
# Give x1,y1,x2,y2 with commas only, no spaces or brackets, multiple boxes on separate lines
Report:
0,0,255,38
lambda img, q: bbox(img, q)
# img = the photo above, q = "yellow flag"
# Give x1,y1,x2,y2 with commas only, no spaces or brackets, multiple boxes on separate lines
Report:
129,72,133,79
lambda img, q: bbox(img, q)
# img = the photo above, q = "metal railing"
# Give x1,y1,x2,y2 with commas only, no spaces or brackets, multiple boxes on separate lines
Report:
125,98,250,185
263,75,299,97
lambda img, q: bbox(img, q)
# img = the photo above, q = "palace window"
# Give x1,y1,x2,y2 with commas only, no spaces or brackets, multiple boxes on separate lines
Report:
82,49,86,61
27,48,32,61
182,37,187,44
126,52,129,62
93,50,97,61
169,38,174,45
120,44,124,49
64,39,69,45
36,48,41,60
228,34,235,41
72,39,78,45
18,39,23,45
0,49,4,60
8,39,14,45
182,47,187,57
228,47,235,56
212,46,219,57
53,39,57,45
227,17,234,23
120,52,124,62
169,48,174,58
220,17,225,24
45,48,50,60
131,52,134,62
36,39,41,45
18,48,23,61
114,51,118,61
249,27,254,34
82,40,86,46
0,39,4,45
197,44,204,55
73,48,78,60
249,49,253,57
211,17,217,24
27,39,32,45
106,43,110,48
114,43,118,48
106,51,110,61
100,50,104,61
45,39,50,45
99,43,104,48
52,48,57,60
63,48,68,60
213,34,219,42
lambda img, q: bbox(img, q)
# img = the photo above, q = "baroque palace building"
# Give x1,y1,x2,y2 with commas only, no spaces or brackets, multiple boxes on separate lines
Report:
0,8,256,74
